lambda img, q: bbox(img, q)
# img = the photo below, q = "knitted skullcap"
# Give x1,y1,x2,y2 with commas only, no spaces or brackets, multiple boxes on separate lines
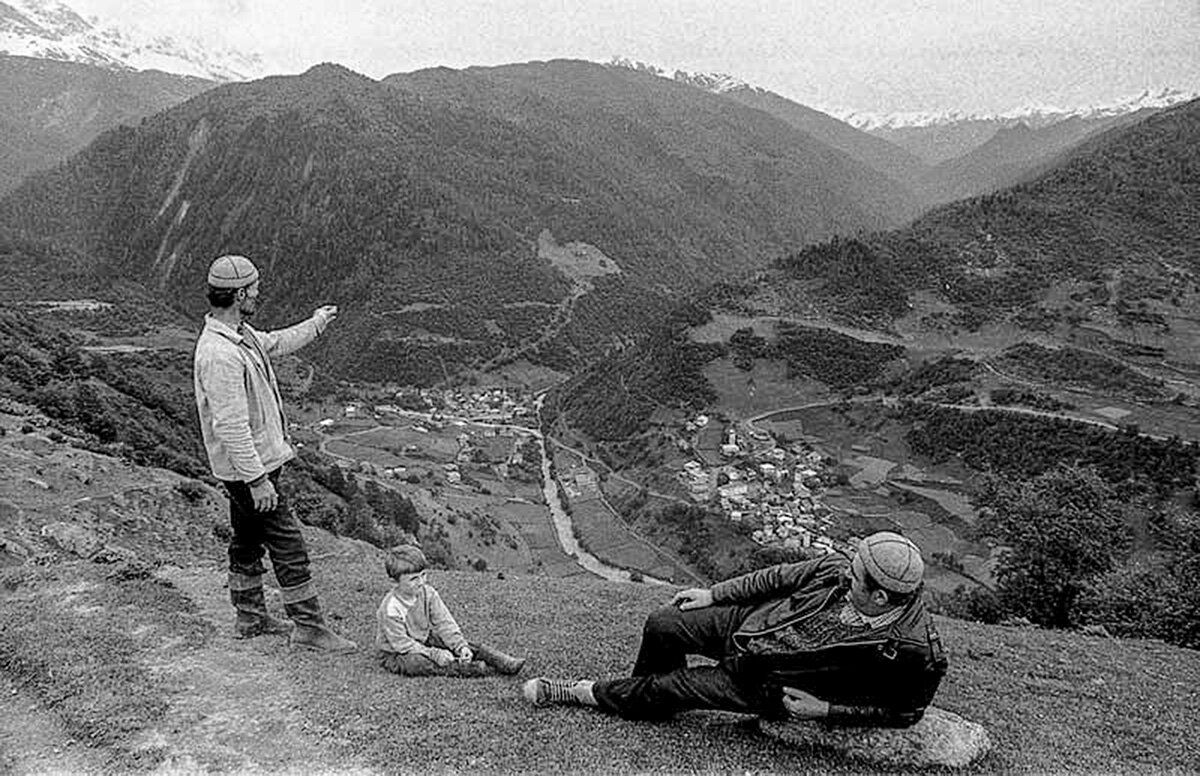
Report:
207,254,259,289
385,544,428,577
856,532,924,593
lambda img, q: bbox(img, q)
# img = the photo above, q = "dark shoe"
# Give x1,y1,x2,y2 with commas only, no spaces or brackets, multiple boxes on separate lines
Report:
284,596,357,654
231,587,291,639
471,642,526,675
448,660,492,678
522,677,586,707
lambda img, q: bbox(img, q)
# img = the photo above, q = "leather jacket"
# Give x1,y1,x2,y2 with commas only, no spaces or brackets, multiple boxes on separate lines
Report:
711,554,947,726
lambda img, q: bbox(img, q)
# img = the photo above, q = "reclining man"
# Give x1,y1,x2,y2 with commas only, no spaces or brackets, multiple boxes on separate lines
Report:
523,531,946,726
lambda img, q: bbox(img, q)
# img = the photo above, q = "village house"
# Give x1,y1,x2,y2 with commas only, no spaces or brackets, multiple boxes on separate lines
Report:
718,481,749,500
687,470,712,502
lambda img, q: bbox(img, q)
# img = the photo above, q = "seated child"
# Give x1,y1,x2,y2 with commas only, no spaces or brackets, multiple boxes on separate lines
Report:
375,544,525,677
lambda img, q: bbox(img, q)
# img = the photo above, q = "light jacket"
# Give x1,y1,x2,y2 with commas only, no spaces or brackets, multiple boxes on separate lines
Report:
375,585,469,656
711,554,947,726
193,313,324,482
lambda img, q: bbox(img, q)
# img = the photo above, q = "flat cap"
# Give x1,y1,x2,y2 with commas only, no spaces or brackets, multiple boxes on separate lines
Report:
857,531,924,593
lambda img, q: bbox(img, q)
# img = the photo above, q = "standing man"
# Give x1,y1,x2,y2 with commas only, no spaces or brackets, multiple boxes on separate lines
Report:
522,532,946,726
193,254,355,653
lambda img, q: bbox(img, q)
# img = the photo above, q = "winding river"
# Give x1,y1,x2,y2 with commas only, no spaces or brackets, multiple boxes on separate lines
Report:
532,397,672,585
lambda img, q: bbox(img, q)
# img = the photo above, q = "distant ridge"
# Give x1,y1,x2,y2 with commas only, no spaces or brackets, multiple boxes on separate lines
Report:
916,107,1160,205
838,87,1200,131
609,56,929,196
848,88,1199,166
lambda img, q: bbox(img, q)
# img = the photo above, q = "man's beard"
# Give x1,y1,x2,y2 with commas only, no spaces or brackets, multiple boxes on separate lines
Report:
240,298,258,318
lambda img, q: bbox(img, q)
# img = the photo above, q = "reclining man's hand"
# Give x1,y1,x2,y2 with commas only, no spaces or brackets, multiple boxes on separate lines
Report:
671,587,713,610
782,686,831,720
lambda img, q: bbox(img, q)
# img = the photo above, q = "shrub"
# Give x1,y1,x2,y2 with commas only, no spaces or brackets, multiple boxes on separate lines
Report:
175,480,209,503
1075,505,1200,649
930,585,1005,624
1076,557,1200,649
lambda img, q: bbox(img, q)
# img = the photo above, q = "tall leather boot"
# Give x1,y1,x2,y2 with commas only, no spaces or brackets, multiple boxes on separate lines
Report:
470,642,526,675
284,595,357,654
229,574,291,639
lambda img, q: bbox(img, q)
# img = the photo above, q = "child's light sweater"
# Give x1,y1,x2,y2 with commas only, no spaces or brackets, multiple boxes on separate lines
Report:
375,584,469,656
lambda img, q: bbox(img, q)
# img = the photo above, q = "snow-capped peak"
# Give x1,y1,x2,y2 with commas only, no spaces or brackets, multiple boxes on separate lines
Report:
0,0,266,82
607,56,750,94
670,69,749,94
836,88,1200,130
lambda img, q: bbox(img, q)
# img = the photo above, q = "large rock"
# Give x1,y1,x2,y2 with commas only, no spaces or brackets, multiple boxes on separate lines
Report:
759,706,992,769
39,522,137,563
40,521,105,558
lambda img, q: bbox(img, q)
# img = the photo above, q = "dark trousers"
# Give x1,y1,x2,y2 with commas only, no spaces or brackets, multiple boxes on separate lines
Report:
379,637,487,677
222,468,312,594
593,603,786,720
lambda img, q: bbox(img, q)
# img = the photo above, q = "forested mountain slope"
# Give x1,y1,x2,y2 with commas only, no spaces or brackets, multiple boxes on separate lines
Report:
920,109,1158,206
774,96,1200,328
555,97,1200,438
715,84,930,196
0,54,214,194
0,59,919,384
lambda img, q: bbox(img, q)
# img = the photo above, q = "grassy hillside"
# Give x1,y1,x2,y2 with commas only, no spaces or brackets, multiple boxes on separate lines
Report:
0,59,920,385
1,539,1196,773
0,379,1194,772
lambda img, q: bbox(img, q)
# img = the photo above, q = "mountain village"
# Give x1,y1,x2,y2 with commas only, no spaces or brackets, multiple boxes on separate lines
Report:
674,414,838,554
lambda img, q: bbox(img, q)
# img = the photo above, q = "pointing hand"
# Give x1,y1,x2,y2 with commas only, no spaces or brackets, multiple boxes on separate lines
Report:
313,305,339,330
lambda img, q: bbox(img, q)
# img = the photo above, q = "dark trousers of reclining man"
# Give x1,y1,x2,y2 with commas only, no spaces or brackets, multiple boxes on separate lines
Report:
523,531,947,726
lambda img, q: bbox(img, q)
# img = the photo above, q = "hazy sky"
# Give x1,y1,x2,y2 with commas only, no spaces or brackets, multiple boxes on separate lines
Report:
69,0,1200,115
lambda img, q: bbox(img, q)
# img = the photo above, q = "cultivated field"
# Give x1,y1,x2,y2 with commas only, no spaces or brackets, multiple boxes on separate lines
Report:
703,357,834,419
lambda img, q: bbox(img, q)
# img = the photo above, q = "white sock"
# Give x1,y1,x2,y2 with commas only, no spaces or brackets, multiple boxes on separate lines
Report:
572,680,598,706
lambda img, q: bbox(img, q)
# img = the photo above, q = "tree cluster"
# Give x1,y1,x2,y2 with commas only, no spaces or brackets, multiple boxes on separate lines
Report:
964,464,1200,650
900,403,1197,492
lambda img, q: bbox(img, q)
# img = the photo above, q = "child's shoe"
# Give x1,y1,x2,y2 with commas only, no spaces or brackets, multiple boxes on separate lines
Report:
471,643,526,675
448,660,492,678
